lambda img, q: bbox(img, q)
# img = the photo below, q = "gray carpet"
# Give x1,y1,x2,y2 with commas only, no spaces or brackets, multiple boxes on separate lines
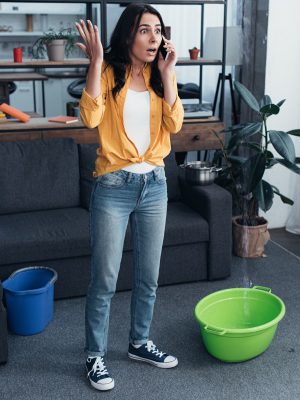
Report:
1,241,300,400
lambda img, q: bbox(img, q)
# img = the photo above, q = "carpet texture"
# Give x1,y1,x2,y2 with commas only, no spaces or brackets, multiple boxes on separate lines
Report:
1,241,300,400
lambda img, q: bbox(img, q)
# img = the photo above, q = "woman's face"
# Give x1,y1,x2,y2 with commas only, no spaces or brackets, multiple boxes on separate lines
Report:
130,12,163,65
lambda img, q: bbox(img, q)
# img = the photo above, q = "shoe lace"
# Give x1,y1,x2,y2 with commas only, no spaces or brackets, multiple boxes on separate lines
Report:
88,356,108,377
146,341,165,358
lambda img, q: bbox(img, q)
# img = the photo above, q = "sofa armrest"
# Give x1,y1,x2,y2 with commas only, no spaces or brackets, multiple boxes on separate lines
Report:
179,177,232,280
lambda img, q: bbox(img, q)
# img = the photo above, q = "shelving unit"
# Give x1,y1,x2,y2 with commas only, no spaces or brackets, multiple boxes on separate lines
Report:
94,0,227,115
0,0,227,151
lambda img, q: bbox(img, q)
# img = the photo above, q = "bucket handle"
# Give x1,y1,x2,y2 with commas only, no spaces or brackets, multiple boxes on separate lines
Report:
252,285,272,293
204,325,226,336
8,266,58,287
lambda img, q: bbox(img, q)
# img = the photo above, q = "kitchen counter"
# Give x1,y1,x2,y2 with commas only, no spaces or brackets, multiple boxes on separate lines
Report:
0,117,98,144
0,117,85,131
0,116,225,151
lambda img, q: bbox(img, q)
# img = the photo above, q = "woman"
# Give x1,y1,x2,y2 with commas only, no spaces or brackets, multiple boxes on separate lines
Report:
76,3,184,391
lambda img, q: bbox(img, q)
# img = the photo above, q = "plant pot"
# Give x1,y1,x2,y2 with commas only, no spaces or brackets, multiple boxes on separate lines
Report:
232,216,270,258
189,48,200,60
46,39,67,61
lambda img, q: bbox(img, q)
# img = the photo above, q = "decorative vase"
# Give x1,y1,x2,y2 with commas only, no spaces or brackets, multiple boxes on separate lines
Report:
46,39,67,61
232,216,270,258
189,48,200,60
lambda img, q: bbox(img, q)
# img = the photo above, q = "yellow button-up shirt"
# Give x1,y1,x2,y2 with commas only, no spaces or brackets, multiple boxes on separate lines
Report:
79,63,184,176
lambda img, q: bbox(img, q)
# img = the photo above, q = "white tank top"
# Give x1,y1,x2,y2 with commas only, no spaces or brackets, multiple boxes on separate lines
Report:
122,88,155,174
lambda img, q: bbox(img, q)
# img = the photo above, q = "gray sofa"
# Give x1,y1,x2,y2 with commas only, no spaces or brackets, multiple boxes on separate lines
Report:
0,138,232,299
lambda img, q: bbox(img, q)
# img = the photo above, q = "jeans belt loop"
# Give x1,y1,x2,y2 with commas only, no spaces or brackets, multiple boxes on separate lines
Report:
125,171,132,183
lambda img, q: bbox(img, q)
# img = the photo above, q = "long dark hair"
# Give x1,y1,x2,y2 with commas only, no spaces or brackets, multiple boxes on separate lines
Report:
104,3,166,99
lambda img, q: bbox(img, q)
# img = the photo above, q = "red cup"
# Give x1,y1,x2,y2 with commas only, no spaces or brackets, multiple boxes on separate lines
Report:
13,47,22,63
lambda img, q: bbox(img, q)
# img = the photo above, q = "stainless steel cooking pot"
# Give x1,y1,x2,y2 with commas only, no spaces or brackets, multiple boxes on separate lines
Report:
179,161,222,185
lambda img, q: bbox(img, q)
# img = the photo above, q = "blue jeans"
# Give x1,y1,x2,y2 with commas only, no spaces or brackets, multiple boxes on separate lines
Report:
85,167,168,356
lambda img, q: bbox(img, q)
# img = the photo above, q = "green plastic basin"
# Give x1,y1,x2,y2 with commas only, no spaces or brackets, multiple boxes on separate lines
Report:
194,286,285,362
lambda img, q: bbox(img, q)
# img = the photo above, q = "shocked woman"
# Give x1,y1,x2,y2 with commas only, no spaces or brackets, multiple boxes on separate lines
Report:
76,2,184,391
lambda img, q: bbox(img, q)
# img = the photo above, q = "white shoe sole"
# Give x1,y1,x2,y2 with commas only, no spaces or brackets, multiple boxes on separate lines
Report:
128,353,178,369
88,376,115,391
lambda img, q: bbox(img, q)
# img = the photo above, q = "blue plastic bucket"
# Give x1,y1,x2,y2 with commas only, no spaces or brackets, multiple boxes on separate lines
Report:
2,267,57,335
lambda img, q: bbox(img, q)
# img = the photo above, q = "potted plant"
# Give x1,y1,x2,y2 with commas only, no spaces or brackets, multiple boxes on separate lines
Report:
189,47,200,60
32,27,77,61
213,81,300,258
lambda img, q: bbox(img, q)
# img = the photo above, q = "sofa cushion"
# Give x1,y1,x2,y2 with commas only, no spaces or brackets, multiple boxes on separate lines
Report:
0,208,90,265
78,143,98,209
164,152,181,201
123,201,209,251
0,139,80,215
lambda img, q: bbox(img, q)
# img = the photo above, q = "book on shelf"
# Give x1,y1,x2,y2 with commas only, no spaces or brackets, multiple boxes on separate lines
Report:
48,115,79,124
182,100,213,119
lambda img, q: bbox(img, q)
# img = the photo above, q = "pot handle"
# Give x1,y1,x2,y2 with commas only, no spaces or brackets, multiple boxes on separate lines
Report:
252,285,272,293
209,167,222,172
204,325,226,336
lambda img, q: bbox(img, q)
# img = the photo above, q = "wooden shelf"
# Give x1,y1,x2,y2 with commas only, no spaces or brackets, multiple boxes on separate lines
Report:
0,32,44,37
0,59,89,69
177,57,222,66
0,73,48,81
0,0,225,3
105,0,225,4
0,57,221,69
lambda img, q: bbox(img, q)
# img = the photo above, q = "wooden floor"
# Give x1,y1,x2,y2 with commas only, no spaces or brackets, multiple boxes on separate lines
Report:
270,228,300,257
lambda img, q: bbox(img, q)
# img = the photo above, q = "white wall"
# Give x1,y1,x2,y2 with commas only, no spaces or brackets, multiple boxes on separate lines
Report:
263,0,300,228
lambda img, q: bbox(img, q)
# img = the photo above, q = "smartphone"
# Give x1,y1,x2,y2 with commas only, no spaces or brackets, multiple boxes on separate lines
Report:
159,38,168,60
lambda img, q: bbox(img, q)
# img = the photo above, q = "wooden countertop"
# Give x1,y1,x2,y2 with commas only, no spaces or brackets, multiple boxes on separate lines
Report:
0,116,224,150
0,73,48,81
0,116,220,132
0,117,85,131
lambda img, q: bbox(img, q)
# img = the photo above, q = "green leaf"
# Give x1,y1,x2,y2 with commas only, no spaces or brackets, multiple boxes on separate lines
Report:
269,131,296,162
227,155,248,164
259,95,272,108
234,81,260,112
264,150,276,169
227,122,262,152
272,186,294,205
254,180,274,212
223,123,246,132
260,104,280,115
238,153,266,195
287,129,300,137
239,142,262,152
277,99,286,108
276,158,300,174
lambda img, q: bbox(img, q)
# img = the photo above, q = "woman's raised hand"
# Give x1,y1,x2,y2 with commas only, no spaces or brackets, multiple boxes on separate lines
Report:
75,20,103,64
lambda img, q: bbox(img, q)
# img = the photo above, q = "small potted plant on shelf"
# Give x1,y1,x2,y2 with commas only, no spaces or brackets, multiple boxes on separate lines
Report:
213,81,300,258
32,27,77,61
189,46,200,60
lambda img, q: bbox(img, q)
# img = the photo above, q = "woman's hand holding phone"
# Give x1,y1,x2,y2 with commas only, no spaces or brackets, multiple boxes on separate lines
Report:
75,20,103,65
159,38,168,60
158,36,177,76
